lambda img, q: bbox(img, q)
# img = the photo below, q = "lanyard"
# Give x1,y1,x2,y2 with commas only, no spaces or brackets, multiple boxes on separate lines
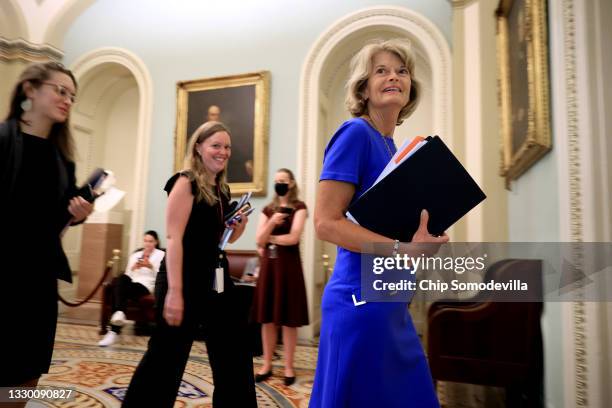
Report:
216,184,224,241
216,184,225,267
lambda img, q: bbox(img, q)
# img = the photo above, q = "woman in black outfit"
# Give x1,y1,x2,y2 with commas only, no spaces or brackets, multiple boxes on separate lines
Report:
122,121,256,407
0,62,93,397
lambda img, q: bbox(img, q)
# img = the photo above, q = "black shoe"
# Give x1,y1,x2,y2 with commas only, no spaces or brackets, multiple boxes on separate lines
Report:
284,376,296,386
255,370,272,382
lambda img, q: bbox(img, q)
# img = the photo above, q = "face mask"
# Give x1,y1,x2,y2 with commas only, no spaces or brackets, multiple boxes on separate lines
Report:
275,183,289,196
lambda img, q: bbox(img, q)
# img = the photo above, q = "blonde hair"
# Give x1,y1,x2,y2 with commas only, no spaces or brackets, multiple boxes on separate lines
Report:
183,121,230,205
345,38,421,125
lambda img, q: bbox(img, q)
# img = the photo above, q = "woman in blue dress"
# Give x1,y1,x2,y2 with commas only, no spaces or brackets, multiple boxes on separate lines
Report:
309,39,449,408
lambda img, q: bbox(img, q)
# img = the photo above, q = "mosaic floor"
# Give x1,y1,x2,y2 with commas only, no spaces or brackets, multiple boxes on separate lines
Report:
25,294,503,408
33,322,316,407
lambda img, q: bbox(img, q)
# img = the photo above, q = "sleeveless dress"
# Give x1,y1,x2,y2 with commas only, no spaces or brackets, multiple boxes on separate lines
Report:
252,201,309,327
309,119,439,408
122,172,256,408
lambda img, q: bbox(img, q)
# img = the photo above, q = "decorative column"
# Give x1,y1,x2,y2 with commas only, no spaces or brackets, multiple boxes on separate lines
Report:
553,0,612,406
450,0,508,242
0,37,63,119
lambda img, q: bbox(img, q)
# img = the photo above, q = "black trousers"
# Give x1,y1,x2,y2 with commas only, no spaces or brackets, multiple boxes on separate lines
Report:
110,274,150,334
122,273,256,408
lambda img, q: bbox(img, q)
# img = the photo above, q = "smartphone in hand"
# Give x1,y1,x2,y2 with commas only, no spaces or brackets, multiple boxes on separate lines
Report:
279,207,294,215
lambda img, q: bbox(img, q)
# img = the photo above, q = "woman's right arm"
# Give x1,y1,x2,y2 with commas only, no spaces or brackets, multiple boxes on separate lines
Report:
255,212,286,247
164,176,193,326
315,180,392,252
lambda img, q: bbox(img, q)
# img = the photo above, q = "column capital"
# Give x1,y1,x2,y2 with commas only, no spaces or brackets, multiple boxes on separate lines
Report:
448,0,479,8
0,37,63,63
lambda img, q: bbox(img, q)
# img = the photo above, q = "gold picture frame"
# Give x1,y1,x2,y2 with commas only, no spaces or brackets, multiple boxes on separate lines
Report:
496,0,551,188
174,71,270,196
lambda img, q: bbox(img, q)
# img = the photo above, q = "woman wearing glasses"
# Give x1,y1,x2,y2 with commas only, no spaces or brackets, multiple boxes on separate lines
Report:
0,62,93,396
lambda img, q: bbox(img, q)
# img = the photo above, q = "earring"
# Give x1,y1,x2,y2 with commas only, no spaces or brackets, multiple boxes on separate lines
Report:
20,98,32,112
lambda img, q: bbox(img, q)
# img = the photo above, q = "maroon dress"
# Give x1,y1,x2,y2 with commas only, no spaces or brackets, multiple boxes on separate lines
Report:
252,201,309,327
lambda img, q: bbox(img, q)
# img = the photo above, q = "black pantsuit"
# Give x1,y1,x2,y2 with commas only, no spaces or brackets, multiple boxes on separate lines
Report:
113,274,150,312
122,172,256,407
110,274,150,333
122,270,256,407
1,119,80,385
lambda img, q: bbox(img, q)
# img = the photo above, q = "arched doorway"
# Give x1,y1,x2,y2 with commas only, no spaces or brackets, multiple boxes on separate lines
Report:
297,6,452,338
61,48,153,270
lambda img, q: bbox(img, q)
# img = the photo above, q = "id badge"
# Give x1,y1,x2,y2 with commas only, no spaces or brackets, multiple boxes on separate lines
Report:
213,267,224,293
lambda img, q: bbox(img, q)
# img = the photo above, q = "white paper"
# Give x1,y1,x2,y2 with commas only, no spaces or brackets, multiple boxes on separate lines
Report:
344,136,427,221
94,187,126,212
213,267,225,293
346,212,359,225
372,139,428,187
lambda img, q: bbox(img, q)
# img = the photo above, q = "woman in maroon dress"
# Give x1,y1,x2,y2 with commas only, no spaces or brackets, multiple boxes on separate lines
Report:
253,168,309,386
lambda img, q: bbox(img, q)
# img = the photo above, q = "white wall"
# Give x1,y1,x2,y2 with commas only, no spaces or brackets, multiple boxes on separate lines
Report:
507,150,562,408
104,86,138,205
61,0,452,249
104,85,139,257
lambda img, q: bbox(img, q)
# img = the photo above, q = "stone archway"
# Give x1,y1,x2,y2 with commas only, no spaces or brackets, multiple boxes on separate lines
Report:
70,47,153,255
297,6,452,338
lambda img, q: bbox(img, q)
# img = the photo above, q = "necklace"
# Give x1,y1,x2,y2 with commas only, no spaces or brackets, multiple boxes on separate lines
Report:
380,134,394,159
363,116,394,159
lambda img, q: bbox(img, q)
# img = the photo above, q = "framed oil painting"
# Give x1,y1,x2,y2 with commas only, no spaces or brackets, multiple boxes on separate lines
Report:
174,71,270,196
496,0,551,188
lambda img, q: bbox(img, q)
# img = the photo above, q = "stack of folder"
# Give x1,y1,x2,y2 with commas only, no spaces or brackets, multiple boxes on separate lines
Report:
346,136,486,242
219,192,254,250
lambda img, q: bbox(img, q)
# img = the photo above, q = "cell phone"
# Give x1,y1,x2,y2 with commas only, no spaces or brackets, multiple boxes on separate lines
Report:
226,206,256,226
279,207,294,215
76,184,96,203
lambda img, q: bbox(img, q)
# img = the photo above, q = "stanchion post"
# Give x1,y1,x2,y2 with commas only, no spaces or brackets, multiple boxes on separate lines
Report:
110,249,121,278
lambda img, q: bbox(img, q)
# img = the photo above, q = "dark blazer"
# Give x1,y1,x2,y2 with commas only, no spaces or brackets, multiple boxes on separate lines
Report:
0,118,79,282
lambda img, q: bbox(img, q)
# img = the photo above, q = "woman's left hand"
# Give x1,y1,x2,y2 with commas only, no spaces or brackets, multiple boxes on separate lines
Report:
69,196,94,223
229,212,249,235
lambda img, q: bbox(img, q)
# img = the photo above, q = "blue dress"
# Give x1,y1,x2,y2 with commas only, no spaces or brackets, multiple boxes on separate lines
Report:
309,118,439,408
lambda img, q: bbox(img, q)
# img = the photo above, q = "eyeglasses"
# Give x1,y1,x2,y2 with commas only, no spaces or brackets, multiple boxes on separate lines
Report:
41,82,77,103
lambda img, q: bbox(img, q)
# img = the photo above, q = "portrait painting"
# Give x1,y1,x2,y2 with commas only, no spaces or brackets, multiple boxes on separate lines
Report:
174,71,270,196
496,0,551,188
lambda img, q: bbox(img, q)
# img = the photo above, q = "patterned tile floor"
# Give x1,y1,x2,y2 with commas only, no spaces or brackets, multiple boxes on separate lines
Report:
44,294,500,408
32,321,316,407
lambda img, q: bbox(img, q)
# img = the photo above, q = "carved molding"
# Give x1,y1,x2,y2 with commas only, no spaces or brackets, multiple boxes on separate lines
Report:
561,0,588,405
0,37,63,62
449,0,479,8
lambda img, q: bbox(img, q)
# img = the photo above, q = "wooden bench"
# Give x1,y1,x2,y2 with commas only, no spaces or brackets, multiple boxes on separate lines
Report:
427,259,543,405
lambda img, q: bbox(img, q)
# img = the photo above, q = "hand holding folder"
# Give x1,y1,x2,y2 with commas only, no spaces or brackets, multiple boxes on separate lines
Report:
219,192,254,250
347,135,486,242
62,168,123,235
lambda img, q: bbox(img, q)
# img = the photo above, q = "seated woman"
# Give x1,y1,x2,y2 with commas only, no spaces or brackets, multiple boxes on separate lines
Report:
98,230,165,346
